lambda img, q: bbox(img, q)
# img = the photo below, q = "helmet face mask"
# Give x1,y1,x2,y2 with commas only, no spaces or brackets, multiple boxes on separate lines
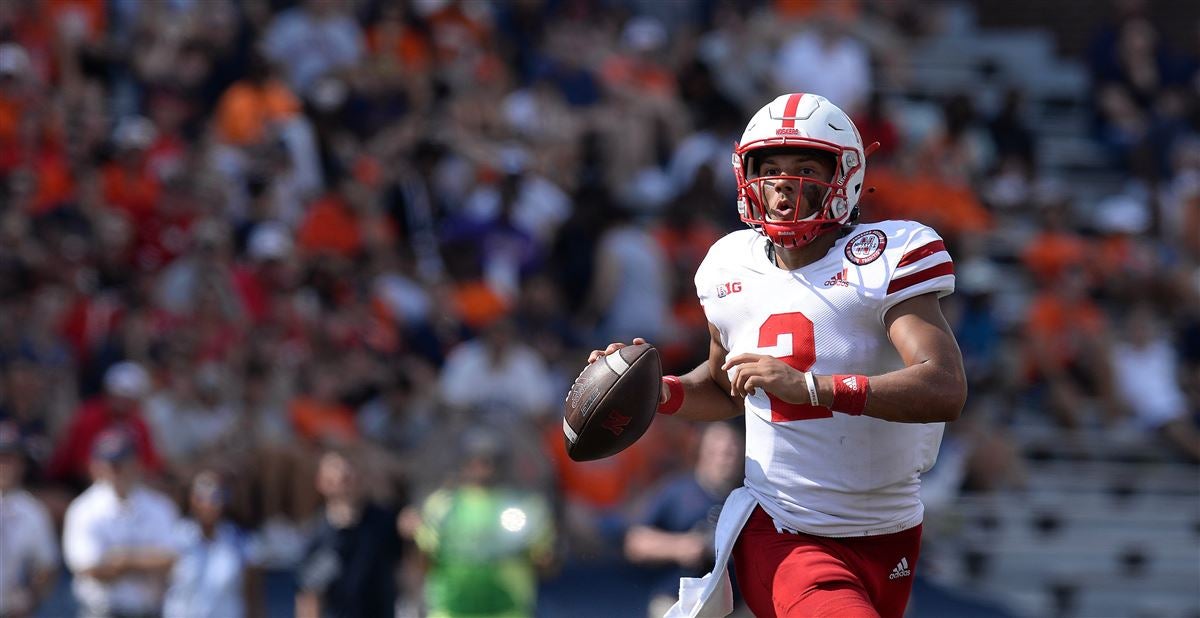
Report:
733,94,867,249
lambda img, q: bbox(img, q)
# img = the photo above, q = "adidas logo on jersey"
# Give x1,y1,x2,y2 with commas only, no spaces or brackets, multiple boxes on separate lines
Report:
823,268,850,287
889,557,911,580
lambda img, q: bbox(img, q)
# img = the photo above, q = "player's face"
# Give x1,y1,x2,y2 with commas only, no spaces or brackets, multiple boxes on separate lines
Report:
757,153,835,222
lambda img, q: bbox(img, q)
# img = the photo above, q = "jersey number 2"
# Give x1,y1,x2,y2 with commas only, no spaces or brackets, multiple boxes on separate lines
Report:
758,312,832,422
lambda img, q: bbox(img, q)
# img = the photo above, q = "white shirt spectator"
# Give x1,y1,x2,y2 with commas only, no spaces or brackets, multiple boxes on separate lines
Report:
462,173,572,245
1111,338,1188,429
145,395,239,464
439,340,556,420
164,521,251,618
261,5,364,96
64,482,180,615
593,225,670,344
0,489,59,615
773,29,871,115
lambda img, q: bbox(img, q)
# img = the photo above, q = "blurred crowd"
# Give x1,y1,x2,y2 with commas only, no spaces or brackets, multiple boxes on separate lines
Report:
0,0,1196,616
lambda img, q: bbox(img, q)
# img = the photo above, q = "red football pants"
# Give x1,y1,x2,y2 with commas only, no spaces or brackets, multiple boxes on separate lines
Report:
731,506,922,618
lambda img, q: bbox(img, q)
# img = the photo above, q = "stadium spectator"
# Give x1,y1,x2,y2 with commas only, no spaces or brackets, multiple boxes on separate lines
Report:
213,55,301,149
853,91,902,165
164,471,262,618
0,352,64,470
47,361,163,488
914,94,995,187
543,423,666,555
1021,266,1120,428
581,205,672,347
409,431,555,618
144,361,239,472
288,361,358,445
437,316,557,422
0,422,58,617
625,421,745,618
1110,304,1200,461
63,428,180,617
260,0,365,98
296,449,404,618
772,12,872,115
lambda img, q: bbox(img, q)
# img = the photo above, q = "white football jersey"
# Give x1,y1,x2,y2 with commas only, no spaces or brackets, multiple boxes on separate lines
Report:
695,220,955,537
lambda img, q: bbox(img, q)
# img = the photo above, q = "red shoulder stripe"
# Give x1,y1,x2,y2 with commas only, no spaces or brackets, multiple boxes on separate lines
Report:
897,240,946,268
887,261,954,295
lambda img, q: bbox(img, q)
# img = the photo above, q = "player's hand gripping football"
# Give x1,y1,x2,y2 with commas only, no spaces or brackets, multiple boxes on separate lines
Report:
723,353,810,402
588,338,669,405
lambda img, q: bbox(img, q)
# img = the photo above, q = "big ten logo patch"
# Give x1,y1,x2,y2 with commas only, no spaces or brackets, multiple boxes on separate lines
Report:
716,281,743,298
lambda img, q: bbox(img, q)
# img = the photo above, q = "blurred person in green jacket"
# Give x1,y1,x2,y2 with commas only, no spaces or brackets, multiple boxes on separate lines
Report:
408,430,555,618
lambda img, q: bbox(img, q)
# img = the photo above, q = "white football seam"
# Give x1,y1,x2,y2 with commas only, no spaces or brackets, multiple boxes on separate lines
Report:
563,418,579,443
605,349,630,375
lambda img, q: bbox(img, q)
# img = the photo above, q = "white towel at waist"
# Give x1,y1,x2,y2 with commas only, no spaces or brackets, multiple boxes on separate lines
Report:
663,486,757,618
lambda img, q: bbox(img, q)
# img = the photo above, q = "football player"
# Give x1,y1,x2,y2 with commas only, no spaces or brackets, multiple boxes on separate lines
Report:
589,93,966,618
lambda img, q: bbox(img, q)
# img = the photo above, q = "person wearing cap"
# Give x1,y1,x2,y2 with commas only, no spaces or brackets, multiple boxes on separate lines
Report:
62,428,180,617
47,361,164,489
231,221,298,325
101,116,162,218
0,422,59,617
163,471,263,618
0,43,33,146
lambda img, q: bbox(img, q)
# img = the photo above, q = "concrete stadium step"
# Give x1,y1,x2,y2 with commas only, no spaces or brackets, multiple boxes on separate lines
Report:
1019,460,1199,495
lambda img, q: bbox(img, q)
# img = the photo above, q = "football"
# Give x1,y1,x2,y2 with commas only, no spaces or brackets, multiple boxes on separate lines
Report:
563,343,662,462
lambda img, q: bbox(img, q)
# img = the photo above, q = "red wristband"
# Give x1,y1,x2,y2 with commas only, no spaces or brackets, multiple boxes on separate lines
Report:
831,374,869,415
658,375,684,415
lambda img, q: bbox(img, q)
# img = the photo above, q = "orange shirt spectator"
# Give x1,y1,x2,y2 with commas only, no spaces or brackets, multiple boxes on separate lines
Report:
652,221,722,272
367,20,432,73
544,424,658,511
653,220,723,368
213,78,299,146
290,395,358,444
1022,230,1089,284
774,0,861,21
297,195,362,257
101,160,160,218
860,167,992,235
599,56,676,98
31,145,74,213
426,2,490,63
46,0,106,44
1024,286,1107,373
452,281,510,331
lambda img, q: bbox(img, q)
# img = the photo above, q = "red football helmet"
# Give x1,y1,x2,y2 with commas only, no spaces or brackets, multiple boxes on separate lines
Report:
733,93,873,249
